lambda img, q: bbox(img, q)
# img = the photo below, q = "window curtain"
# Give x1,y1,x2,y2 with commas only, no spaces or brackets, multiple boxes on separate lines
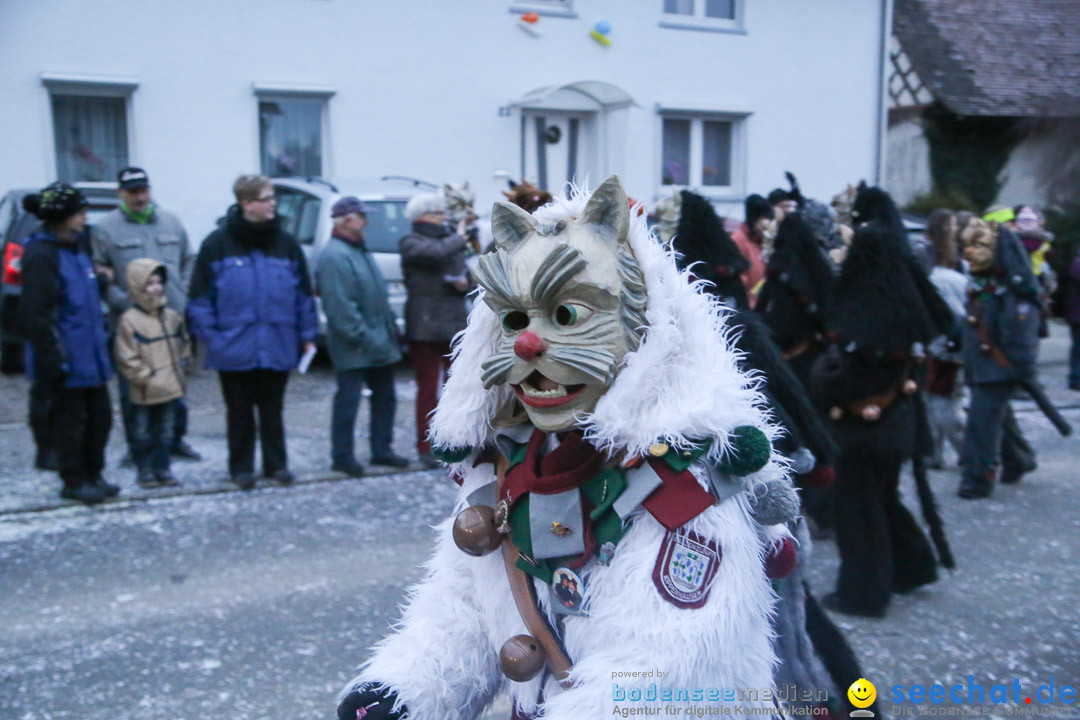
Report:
705,0,735,19
661,118,691,185
664,0,694,15
52,95,128,183
702,121,732,186
259,99,323,177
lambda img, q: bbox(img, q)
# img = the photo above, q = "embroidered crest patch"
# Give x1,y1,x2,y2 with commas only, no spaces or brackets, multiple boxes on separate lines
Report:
652,530,722,609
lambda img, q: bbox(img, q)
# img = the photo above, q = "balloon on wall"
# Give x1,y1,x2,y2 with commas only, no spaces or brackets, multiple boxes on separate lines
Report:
590,19,612,46
518,12,541,37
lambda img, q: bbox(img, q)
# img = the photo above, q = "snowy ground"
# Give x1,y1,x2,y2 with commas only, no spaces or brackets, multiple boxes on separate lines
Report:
1,326,1077,719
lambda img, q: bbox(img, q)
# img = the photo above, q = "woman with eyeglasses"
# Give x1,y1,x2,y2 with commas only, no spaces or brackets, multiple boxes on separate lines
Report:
187,174,318,490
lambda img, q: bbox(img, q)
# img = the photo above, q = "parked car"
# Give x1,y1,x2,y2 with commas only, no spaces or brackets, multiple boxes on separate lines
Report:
271,177,425,341
0,183,120,374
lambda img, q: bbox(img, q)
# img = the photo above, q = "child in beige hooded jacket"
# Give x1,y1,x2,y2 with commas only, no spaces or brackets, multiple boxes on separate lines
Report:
113,258,191,486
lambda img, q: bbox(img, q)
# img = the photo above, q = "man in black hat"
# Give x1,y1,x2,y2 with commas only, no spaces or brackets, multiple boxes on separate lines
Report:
92,167,200,464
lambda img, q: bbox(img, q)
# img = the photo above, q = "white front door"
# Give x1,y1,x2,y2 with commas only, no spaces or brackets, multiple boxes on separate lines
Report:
522,111,595,193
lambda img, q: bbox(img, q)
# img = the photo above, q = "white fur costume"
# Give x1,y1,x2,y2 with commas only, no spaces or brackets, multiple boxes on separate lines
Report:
342,184,791,719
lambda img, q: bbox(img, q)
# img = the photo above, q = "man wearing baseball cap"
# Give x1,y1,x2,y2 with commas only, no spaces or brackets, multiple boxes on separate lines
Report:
91,167,201,468
315,196,409,476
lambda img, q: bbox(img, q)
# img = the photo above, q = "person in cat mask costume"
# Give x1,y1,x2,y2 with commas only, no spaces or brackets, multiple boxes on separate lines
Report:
336,177,798,719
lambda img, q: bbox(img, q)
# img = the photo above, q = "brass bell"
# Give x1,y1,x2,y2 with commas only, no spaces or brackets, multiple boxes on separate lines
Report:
452,505,503,557
860,404,882,422
500,634,546,682
648,442,669,457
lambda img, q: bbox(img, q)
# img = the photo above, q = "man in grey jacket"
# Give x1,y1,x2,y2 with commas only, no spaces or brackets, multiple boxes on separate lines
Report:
316,197,409,476
400,192,473,468
91,167,200,462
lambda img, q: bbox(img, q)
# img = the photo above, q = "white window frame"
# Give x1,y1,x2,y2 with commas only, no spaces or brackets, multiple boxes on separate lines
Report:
252,83,335,179
508,0,576,19
656,107,748,200
659,0,745,34
41,73,138,183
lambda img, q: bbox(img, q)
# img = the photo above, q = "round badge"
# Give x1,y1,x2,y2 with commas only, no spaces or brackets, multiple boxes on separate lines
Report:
551,567,586,613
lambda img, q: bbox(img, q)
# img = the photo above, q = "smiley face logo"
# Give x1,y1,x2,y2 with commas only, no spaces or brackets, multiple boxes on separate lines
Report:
848,678,876,709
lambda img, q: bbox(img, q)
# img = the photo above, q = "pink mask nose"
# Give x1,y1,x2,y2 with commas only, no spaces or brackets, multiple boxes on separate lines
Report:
514,331,546,361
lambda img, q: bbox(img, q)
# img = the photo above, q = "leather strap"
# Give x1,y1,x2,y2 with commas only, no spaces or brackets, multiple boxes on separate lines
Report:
843,385,901,417
968,293,1013,370
496,455,575,688
831,360,915,421
781,338,812,361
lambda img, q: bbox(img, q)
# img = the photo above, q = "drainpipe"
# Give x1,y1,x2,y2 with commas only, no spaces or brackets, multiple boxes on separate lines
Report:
874,0,894,185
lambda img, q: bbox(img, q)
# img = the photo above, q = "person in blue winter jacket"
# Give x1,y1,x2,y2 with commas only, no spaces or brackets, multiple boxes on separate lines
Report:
956,218,1039,499
19,183,119,505
187,174,317,490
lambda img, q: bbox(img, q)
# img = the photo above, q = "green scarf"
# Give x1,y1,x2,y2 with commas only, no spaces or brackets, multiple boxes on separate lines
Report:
121,202,155,225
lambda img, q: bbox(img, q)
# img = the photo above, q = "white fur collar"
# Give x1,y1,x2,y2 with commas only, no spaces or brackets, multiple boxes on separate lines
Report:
429,185,778,467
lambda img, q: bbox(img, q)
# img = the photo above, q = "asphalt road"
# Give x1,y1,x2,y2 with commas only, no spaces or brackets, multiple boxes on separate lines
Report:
1,328,1078,719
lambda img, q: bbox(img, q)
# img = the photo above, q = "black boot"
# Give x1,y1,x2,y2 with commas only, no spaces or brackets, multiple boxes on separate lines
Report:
35,449,59,471
90,475,121,498
60,481,106,506
957,477,992,499
136,466,160,488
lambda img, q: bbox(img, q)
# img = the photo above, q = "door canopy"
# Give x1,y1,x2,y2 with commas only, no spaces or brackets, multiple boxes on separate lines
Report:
512,81,635,112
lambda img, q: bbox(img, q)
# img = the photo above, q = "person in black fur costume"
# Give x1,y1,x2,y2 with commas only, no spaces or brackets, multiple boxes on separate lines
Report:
850,187,958,335
665,190,751,310
757,214,836,386
668,192,836,494
757,213,838,532
812,190,953,618
669,191,871,715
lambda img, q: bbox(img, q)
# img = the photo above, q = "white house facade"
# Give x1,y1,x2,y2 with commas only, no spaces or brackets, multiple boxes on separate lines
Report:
0,0,890,241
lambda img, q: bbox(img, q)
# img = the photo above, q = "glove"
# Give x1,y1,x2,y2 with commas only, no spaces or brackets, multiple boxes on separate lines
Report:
337,685,406,720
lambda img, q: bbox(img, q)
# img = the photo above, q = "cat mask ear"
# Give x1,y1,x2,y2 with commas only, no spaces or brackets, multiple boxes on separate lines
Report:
581,175,630,248
490,200,539,250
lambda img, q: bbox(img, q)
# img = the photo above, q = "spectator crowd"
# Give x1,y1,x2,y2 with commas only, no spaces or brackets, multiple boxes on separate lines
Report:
14,169,1077,541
